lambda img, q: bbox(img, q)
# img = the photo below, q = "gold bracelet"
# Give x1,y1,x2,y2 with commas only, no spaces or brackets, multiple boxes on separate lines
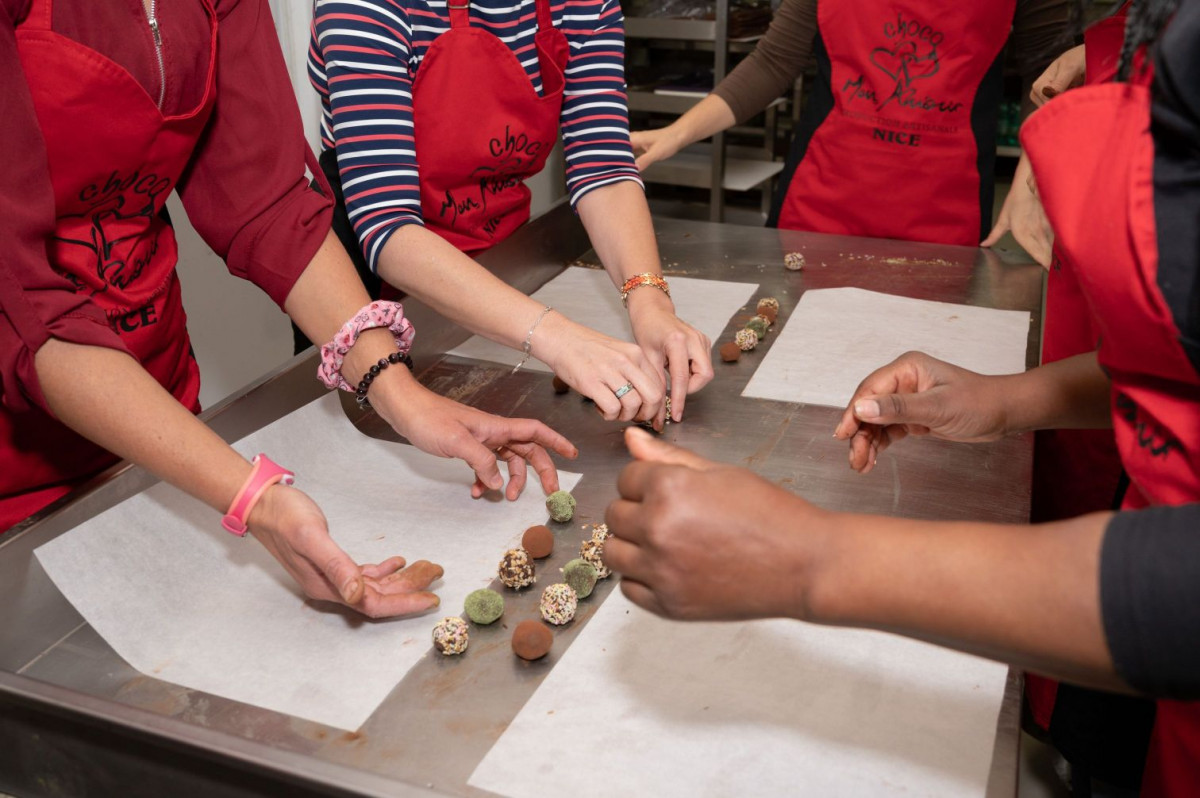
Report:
620,273,670,306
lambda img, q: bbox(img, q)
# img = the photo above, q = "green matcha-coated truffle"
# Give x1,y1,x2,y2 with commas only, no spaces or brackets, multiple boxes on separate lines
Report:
562,558,598,599
745,316,770,340
546,490,576,523
464,588,505,625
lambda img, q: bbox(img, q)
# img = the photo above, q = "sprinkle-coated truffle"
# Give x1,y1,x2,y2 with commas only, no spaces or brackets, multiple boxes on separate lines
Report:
432,616,469,655
719,342,741,362
784,252,805,271
539,583,578,625
512,620,554,661
463,588,505,625
522,525,555,559
562,558,599,599
734,328,758,351
590,523,612,542
546,490,576,523
580,537,611,579
746,316,770,339
757,297,780,314
498,548,535,589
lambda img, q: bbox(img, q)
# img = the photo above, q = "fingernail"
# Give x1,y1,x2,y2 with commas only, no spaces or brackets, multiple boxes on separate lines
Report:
855,399,881,419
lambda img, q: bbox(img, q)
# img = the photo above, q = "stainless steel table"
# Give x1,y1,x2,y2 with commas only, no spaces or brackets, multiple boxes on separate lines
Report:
0,202,1043,797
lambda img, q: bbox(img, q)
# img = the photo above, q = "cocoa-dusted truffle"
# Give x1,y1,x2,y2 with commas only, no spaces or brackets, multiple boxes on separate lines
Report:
463,588,505,625
539,583,578,625
580,537,611,579
498,548,535,589
546,490,576,523
784,251,805,271
719,342,742,363
522,525,554,559
757,297,780,314
432,616,469,655
512,620,553,661
746,316,770,339
562,558,599,599
552,375,570,394
759,305,778,324
734,328,758,351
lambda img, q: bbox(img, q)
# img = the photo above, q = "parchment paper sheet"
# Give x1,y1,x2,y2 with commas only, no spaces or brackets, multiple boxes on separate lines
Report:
743,287,1031,408
35,394,581,731
448,267,758,372
469,591,1007,797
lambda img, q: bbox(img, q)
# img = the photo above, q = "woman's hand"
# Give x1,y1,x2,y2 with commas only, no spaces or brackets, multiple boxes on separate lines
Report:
630,126,687,172
1031,44,1086,106
604,428,829,621
249,483,444,618
981,153,1054,268
626,290,714,422
370,375,579,500
533,311,670,428
833,352,1013,474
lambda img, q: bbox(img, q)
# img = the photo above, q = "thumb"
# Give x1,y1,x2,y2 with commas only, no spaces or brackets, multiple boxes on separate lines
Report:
980,216,1009,247
1041,63,1071,98
454,435,505,492
624,426,715,470
853,391,943,428
303,527,366,605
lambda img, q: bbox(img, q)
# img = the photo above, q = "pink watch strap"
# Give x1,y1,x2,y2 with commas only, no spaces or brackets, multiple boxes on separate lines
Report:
221,454,295,537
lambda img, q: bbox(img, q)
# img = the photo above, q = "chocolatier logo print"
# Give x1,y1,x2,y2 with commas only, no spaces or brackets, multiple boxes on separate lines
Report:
53,169,171,296
842,12,963,114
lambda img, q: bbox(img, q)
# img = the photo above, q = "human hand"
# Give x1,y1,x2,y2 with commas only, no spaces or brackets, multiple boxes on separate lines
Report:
981,153,1054,267
604,428,828,621
372,377,579,499
627,291,714,422
833,352,1012,474
249,483,444,618
1031,45,1086,107
630,126,686,172
533,312,669,429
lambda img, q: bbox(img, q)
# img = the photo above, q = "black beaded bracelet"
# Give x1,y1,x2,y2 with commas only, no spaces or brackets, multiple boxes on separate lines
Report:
355,351,414,409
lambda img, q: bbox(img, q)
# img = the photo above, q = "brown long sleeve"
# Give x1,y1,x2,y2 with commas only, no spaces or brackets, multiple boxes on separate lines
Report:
710,0,1071,126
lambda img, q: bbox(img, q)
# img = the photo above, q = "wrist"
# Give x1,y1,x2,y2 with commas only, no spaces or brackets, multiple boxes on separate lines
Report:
625,281,676,318
792,507,855,624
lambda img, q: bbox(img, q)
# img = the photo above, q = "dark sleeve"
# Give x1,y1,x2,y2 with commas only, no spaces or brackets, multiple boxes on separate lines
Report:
1151,0,1200,376
1100,504,1200,699
175,0,333,309
1010,0,1074,81
711,0,816,125
0,0,131,416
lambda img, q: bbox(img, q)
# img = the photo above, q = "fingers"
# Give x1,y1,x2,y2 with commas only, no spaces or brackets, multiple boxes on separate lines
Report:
356,589,441,619
980,215,1010,247
619,577,667,618
453,434,505,493
379,559,444,591
499,418,578,460
501,449,528,501
635,152,654,172
506,440,562,495
360,556,407,580
853,391,941,429
299,526,367,605
615,459,657,503
665,338,692,421
625,426,714,470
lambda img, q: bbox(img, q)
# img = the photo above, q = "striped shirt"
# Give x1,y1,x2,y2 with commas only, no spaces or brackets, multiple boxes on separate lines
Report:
308,0,643,271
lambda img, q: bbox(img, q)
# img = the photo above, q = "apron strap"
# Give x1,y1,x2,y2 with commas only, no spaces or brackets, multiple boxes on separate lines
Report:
447,0,470,29
535,0,554,33
20,0,53,31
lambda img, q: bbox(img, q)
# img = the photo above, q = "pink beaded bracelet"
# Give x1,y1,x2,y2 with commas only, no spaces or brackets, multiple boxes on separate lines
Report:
318,301,415,392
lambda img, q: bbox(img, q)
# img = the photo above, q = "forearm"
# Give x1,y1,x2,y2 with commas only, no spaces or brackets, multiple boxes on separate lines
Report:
997,351,1112,433
662,94,737,153
802,508,1124,692
35,341,251,512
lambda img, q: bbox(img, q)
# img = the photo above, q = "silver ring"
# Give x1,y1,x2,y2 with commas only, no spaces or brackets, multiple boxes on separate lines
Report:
613,382,634,399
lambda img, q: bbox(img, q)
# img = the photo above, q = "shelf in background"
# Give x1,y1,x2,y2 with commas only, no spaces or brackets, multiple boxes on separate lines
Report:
996,145,1022,158
641,144,784,192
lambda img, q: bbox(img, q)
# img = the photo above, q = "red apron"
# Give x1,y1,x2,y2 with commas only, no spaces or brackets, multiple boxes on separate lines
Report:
410,0,568,255
1025,7,1132,728
0,0,216,531
1025,80,1200,798
775,1,1014,245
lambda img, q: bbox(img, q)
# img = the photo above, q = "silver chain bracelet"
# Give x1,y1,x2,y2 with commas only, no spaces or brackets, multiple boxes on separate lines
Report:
512,305,554,374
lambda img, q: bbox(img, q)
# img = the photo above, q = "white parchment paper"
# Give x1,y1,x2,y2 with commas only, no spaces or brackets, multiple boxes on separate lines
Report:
448,267,758,372
742,287,1031,408
469,591,1007,797
35,394,581,731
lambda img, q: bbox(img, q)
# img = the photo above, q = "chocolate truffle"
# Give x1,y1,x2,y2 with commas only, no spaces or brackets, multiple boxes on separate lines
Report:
784,251,806,271
431,616,469,655
745,316,770,340
759,305,778,324
734,328,758,351
757,297,780,314
512,619,553,661
719,342,742,363
522,524,555,559
546,490,576,523
463,588,505,625
498,547,535,589
579,537,611,579
552,375,570,394
539,583,578,625
562,558,599,599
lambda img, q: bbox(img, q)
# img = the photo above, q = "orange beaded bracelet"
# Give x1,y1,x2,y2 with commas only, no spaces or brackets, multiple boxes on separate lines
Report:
619,273,670,306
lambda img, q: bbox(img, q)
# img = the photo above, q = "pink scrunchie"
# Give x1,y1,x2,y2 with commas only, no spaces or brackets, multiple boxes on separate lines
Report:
318,301,416,392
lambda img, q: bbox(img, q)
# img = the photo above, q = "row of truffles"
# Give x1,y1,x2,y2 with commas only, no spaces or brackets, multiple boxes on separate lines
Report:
720,296,780,362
